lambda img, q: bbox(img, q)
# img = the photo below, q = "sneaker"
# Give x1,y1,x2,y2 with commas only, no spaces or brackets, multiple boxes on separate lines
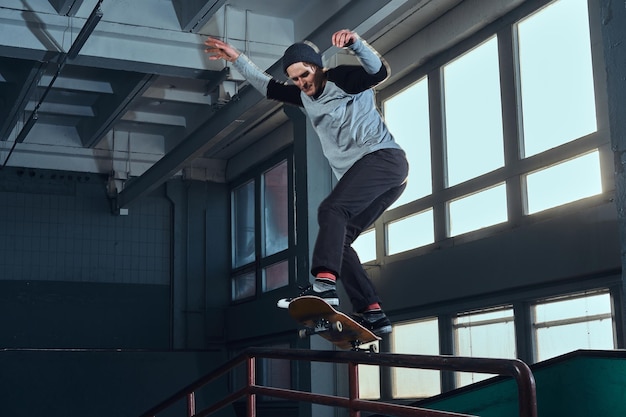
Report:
352,310,392,336
276,284,339,309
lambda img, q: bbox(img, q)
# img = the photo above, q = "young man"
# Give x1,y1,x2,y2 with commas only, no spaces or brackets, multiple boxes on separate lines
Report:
205,30,408,336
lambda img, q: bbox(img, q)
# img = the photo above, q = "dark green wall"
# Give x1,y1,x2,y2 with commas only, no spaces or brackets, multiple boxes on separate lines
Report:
0,349,234,417
0,280,169,349
0,167,232,417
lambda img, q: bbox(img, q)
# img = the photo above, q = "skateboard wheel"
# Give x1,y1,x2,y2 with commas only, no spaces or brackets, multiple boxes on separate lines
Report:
298,329,308,339
332,321,343,332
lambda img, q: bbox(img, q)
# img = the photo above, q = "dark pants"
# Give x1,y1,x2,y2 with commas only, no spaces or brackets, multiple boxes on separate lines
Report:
311,148,409,312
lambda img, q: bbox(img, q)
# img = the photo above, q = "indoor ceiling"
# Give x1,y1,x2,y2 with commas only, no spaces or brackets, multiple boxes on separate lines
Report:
0,0,462,209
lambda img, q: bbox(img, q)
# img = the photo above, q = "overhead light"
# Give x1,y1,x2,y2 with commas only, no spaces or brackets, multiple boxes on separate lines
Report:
16,112,38,144
67,2,103,59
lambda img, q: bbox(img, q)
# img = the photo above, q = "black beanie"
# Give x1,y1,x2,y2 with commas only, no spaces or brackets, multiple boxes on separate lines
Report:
282,42,323,73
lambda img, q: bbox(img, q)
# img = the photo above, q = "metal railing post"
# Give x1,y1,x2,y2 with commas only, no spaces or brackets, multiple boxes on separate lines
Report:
247,356,256,417
348,362,360,417
186,393,195,417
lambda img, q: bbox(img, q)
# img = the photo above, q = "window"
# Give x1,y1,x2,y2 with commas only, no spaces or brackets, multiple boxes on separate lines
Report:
448,184,507,236
443,36,504,187
263,260,288,292
454,307,516,387
525,150,602,214
352,228,376,264
386,209,434,255
391,318,441,398
230,155,293,301
232,180,255,269
385,77,432,208
532,291,614,362
379,0,604,256
517,0,597,157
231,270,255,301
358,342,381,399
263,161,289,256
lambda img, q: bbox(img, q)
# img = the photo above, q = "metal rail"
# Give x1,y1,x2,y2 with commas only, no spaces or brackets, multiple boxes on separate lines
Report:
139,347,537,417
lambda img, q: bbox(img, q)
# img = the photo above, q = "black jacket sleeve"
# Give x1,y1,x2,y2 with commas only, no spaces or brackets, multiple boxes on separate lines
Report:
327,64,388,94
267,80,303,107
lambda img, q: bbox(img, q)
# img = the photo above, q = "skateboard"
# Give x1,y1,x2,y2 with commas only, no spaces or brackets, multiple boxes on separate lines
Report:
288,296,380,351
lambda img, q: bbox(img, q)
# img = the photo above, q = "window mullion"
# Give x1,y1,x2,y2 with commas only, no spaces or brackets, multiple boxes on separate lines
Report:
428,68,448,242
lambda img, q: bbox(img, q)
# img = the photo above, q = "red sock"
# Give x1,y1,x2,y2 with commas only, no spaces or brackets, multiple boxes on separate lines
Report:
366,303,381,311
316,271,336,282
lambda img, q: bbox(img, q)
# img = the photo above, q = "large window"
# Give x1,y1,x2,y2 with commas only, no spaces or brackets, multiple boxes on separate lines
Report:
377,0,603,257
443,36,504,187
391,318,441,398
385,77,432,207
453,307,517,387
532,290,615,361
231,156,293,302
232,180,255,268
517,0,597,157
357,0,614,400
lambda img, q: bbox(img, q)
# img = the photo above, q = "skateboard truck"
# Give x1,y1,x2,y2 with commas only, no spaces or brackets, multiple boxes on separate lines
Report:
350,340,378,353
298,318,343,339
289,296,380,351
298,318,378,352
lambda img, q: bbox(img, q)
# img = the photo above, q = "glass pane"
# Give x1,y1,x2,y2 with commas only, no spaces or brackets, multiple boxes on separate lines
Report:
533,291,614,362
391,318,441,398
448,184,507,237
260,343,291,401
386,210,434,255
517,0,597,157
263,260,289,292
232,271,255,301
525,150,602,214
263,160,289,256
443,37,504,186
358,347,381,400
232,180,255,268
352,228,376,264
454,308,516,387
384,77,432,208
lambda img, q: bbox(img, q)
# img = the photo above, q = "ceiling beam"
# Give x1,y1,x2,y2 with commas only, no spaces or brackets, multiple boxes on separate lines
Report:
115,0,393,210
172,0,229,32
0,7,218,75
0,59,46,142
78,72,156,148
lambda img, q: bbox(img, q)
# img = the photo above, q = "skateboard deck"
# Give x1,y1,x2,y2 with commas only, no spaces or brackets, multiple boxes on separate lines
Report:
288,296,380,351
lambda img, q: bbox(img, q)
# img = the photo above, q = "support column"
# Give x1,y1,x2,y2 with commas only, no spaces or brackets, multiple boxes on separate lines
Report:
166,179,228,350
599,0,626,346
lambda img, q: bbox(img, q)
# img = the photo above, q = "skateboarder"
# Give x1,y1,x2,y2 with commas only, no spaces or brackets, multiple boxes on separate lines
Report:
205,30,408,336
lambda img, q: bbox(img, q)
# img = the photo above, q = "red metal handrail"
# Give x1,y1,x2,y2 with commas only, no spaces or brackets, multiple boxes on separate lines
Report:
139,347,537,417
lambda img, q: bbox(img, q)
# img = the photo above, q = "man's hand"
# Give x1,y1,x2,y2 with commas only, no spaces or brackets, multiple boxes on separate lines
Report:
204,37,240,62
332,29,358,48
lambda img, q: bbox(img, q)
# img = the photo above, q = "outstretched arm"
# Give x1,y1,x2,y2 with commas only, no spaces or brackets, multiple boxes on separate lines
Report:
331,30,387,76
204,36,303,107
327,30,389,92
204,37,240,62
204,36,272,96
332,29,358,48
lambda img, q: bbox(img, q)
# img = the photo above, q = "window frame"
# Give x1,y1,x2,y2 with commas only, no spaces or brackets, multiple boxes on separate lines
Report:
229,148,295,303
372,0,611,263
